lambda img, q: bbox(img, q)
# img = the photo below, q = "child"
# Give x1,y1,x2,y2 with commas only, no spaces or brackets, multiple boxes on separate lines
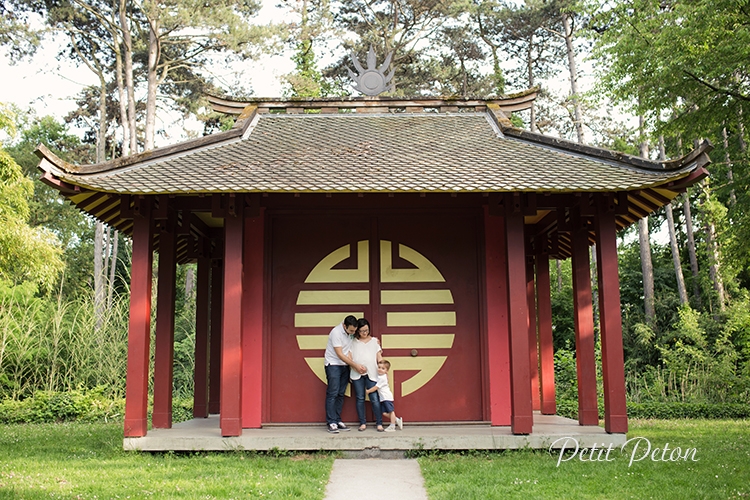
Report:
366,359,403,432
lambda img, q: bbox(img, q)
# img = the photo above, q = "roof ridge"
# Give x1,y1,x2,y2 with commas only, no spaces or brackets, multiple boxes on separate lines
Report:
36,106,259,176
485,104,713,173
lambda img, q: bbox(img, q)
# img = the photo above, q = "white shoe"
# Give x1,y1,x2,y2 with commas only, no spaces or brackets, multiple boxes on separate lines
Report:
396,417,403,430
385,425,396,432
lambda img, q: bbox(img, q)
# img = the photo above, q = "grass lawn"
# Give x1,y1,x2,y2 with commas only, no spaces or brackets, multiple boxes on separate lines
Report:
0,422,334,499
418,419,750,499
1,419,748,499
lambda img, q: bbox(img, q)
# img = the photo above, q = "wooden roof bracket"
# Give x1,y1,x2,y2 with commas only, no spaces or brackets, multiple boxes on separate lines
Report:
40,170,81,194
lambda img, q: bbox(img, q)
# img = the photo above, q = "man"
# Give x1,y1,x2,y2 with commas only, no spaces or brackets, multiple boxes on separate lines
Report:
324,315,366,433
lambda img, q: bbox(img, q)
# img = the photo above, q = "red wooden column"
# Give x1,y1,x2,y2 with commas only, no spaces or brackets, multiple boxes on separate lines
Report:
526,257,541,411
153,219,178,428
595,205,628,434
193,256,211,418
208,260,223,414
221,201,244,437
483,206,511,426
124,198,153,437
504,198,533,434
570,212,599,425
536,252,557,415
242,209,265,428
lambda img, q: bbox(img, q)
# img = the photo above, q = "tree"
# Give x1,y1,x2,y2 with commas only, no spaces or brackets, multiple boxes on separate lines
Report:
590,0,746,309
325,0,462,95
282,0,338,97
0,104,64,292
638,118,655,324
5,113,98,297
0,0,42,58
420,25,492,97
472,0,565,127
659,135,689,306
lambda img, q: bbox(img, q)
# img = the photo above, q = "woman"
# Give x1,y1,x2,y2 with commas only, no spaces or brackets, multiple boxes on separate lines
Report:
349,318,384,431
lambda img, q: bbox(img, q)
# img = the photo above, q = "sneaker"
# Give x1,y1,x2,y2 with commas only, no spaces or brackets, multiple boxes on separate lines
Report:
327,423,339,434
396,417,403,430
384,425,396,432
337,422,351,432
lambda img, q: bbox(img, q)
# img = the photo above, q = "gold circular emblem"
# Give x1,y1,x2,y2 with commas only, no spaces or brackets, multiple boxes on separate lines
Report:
294,240,456,397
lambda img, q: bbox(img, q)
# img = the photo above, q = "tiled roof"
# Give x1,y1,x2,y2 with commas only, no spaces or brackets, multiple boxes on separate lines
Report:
41,112,704,195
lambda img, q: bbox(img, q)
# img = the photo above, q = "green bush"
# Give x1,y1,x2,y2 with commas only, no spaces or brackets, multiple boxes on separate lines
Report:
626,402,750,419
557,398,750,420
0,388,124,424
0,390,195,424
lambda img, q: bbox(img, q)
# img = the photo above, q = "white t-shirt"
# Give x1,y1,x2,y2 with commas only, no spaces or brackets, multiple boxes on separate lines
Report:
349,338,381,380
376,373,394,402
324,323,352,366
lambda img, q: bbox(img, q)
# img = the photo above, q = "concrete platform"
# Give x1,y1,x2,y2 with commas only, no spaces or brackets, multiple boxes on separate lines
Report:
123,413,626,452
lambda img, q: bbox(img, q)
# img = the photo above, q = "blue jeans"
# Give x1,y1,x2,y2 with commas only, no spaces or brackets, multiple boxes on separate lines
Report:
325,364,350,425
351,375,382,426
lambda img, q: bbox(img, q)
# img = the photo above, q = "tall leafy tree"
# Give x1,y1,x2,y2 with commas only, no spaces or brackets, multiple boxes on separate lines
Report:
6,112,99,298
591,0,748,308
0,104,64,292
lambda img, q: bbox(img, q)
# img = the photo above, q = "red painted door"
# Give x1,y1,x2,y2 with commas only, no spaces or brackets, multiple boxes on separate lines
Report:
268,212,483,423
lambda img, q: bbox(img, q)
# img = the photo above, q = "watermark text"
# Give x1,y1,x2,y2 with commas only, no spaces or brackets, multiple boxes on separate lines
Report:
549,436,699,467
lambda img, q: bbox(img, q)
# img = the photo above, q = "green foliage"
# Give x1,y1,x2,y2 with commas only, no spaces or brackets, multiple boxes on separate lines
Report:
626,402,750,420
0,388,125,424
0,391,196,424
557,398,750,421
5,113,97,298
550,258,575,350
0,286,129,399
0,3,41,59
553,342,578,401
0,116,64,291
591,0,750,136
284,39,331,97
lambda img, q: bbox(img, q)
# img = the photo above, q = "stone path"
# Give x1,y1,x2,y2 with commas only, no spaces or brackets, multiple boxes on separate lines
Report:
324,459,429,500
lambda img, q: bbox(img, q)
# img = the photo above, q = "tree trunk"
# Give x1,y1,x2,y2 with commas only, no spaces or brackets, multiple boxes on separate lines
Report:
739,105,747,153
705,213,726,312
119,0,138,154
113,28,130,156
693,136,726,312
94,74,107,326
145,16,159,151
185,266,195,301
683,194,701,306
527,41,536,132
638,217,655,322
665,202,688,305
107,230,119,311
722,126,736,206
639,129,655,324
94,221,105,326
562,13,584,144
660,137,688,306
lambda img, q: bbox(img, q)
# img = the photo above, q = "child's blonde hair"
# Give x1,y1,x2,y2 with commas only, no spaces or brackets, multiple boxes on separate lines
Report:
380,359,391,370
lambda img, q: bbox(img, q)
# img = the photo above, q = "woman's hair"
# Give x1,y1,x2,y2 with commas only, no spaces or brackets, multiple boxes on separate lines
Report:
355,318,371,338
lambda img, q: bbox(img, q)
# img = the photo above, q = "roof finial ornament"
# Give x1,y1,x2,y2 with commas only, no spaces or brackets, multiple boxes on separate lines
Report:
348,46,395,96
